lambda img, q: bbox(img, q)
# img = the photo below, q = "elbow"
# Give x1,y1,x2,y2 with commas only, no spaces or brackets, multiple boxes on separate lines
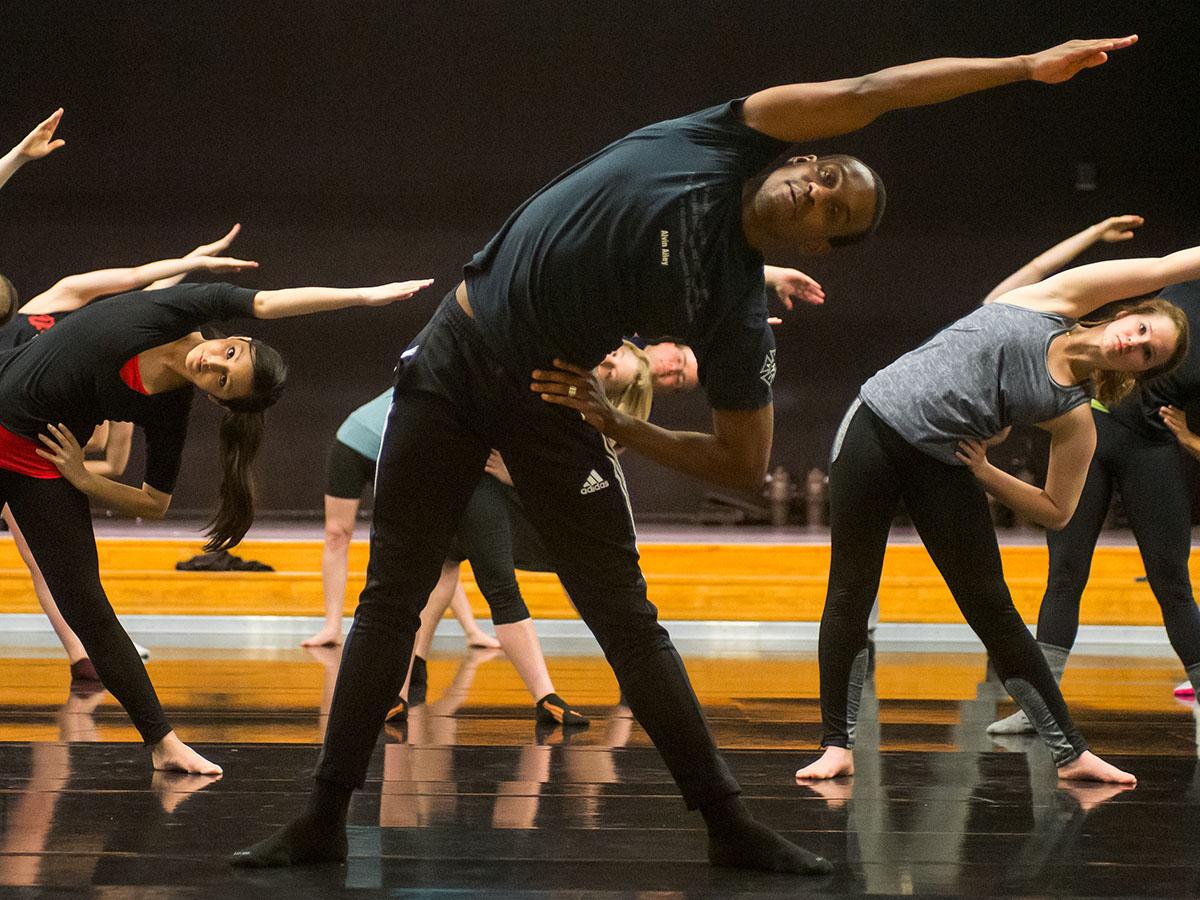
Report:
849,74,888,120
251,294,271,319
1042,506,1075,532
730,462,769,493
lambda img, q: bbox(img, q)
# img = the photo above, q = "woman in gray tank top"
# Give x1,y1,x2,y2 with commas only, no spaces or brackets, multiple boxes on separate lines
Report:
797,239,1200,788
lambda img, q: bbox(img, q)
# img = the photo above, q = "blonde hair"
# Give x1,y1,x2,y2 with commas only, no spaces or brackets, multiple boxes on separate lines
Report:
606,341,654,422
1080,297,1190,407
0,274,17,327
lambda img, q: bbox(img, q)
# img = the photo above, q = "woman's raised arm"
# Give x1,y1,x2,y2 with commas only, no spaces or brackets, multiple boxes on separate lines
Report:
251,279,433,319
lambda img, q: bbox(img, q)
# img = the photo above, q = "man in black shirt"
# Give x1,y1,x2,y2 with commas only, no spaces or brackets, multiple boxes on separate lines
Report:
234,36,1137,875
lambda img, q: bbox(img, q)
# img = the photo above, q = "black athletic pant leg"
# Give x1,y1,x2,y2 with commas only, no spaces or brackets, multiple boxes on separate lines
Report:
1113,433,1200,668
314,348,490,790
455,477,534,626
892,427,1088,764
819,403,900,749
497,397,740,810
1036,409,1115,650
0,471,170,744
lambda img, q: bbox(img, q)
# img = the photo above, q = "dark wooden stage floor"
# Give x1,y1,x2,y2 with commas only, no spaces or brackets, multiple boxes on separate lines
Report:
0,644,1196,897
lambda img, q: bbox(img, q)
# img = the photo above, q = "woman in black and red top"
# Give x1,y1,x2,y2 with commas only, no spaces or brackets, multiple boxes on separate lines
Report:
0,274,432,775
0,226,245,682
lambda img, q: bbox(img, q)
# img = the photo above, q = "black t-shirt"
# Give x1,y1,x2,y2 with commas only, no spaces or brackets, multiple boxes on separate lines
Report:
0,282,257,492
1108,279,1200,442
464,100,787,410
0,310,73,352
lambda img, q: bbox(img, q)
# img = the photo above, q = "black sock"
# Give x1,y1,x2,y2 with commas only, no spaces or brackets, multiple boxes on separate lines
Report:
229,779,352,868
700,794,831,875
409,655,428,705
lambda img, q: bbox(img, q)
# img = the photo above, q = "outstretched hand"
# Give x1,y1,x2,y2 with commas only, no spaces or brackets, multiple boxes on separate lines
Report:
1027,36,1137,84
359,279,435,307
196,256,259,274
36,423,87,483
765,265,825,309
188,224,242,258
1094,215,1144,243
531,359,617,432
13,108,66,161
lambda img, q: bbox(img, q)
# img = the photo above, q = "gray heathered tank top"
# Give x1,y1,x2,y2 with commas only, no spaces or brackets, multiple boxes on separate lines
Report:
859,302,1090,465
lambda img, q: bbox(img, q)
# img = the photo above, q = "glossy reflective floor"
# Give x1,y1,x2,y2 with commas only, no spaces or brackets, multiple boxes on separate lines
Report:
0,642,1196,897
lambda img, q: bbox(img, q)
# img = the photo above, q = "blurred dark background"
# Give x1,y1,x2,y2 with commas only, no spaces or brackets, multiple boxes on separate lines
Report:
1,1,1197,521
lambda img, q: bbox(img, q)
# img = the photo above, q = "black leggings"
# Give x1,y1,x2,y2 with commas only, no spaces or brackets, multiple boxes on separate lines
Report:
0,469,169,743
820,403,1087,765
1039,408,1200,666
447,475,552,625
315,293,738,809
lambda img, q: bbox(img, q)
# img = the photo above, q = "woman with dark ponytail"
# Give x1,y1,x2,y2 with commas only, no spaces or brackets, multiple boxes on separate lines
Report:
0,272,432,774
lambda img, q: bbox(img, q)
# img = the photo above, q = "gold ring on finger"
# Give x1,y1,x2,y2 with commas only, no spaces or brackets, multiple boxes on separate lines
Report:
567,385,578,398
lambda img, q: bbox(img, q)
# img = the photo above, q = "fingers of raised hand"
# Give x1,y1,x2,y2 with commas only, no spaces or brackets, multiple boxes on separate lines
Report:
551,358,592,378
54,423,79,448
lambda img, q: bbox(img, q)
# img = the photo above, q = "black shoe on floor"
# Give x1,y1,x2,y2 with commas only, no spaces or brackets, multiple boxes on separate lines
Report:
535,693,589,728
384,697,408,723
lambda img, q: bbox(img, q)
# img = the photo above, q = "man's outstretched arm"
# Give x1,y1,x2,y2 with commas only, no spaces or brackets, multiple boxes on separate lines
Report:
533,360,773,491
742,36,1136,143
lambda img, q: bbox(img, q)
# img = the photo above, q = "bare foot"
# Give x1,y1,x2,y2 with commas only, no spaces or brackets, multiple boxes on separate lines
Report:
464,629,501,649
300,626,343,648
1057,750,1135,786
795,746,854,781
150,732,223,776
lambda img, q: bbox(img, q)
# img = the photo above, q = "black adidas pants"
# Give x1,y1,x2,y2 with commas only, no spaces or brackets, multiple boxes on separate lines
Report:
315,292,740,809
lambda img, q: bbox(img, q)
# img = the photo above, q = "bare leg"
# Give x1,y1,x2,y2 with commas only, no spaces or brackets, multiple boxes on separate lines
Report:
494,618,555,702
398,562,461,700
450,581,500,648
3,506,88,664
302,496,359,647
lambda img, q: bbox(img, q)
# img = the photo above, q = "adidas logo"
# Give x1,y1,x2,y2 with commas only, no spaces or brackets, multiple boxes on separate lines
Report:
580,469,610,495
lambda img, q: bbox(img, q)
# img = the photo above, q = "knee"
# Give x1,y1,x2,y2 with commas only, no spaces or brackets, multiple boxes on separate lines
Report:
573,591,667,652
324,521,354,552
1044,554,1091,596
486,589,530,626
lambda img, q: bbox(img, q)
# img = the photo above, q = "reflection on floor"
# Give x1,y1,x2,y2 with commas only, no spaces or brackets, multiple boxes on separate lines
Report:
0,642,1196,896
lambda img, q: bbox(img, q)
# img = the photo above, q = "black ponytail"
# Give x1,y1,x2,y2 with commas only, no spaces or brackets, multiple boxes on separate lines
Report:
205,411,263,551
203,339,288,551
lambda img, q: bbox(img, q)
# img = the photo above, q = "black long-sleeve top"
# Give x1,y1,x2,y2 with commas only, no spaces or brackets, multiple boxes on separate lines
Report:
0,282,257,493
